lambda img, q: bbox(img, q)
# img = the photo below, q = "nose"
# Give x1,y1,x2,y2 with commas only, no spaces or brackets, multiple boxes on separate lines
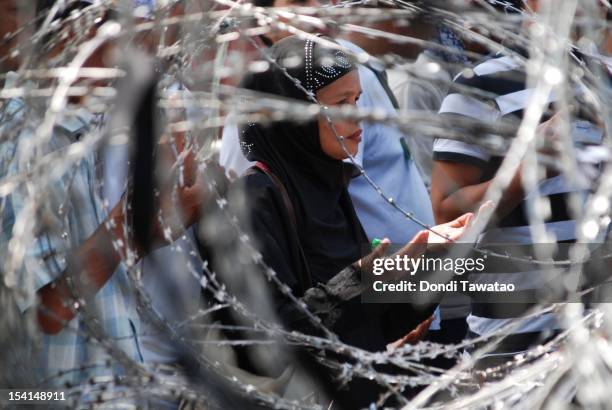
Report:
350,127,362,138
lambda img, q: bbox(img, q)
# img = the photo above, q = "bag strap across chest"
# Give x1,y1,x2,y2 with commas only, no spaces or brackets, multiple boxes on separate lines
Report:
249,161,314,293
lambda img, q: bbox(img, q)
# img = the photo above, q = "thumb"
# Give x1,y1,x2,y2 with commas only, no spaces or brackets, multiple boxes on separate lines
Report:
411,230,429,244
450,212,474,228
372,238,391,257
358,238,390,269
396,230,429,259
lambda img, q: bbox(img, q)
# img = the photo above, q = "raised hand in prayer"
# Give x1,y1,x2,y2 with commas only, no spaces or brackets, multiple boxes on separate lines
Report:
151,132,227,247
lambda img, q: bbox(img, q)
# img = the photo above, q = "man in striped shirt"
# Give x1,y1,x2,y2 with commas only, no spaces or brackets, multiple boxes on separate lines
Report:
430,0,606,369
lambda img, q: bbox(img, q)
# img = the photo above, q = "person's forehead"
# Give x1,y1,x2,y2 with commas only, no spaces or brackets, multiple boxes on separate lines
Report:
318,71,361,95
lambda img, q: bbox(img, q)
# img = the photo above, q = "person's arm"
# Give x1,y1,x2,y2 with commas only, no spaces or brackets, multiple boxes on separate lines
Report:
298,231,429,321
431,97,565,225
36,200,129,334
430,159,524,224
300,213,474,324
36,141,214,335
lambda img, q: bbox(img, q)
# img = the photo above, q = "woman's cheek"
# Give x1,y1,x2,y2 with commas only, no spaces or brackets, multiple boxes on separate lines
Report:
319,118,332,139
329,121,347,139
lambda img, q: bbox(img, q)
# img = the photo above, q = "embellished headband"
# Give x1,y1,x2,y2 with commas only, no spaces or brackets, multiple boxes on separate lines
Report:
303,36,354,92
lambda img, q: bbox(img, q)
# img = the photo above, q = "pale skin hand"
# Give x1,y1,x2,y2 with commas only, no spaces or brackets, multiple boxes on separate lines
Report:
428,201,495,245
427,212,474,244
356,230,429,274
358,211,476,275
386,209,498,349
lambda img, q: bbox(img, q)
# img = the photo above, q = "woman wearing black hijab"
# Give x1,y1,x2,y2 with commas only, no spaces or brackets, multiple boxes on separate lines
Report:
238,35,378,345
237,34,441,346
226,35,471,406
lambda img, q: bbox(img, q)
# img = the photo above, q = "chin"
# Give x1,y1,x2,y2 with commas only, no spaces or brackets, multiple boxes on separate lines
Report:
328,143,358,160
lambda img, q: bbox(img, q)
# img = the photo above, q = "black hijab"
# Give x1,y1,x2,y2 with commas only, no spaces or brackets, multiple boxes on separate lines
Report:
239,35,367,286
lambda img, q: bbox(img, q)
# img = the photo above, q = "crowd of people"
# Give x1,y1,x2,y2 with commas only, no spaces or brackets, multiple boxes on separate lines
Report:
1,0,611,408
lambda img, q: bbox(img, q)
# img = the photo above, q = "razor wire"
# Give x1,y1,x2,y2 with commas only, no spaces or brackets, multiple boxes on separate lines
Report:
1,0,612,409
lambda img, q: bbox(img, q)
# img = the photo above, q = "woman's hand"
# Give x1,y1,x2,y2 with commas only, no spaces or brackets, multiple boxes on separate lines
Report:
357,230,431,272
136,132,228,251
357,237,390,271
428,212,474,244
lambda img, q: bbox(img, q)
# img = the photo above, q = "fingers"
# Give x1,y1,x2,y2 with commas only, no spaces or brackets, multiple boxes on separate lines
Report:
420,315,435,330
428,215,472,243
411,230,429,244
449,212,474,228
373,237,391,256
396,230,429,258
358,237,390,269
402,315,434,345
409,315,434,342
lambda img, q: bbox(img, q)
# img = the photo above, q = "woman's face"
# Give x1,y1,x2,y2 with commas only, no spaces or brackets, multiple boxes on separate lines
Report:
315,70,363,160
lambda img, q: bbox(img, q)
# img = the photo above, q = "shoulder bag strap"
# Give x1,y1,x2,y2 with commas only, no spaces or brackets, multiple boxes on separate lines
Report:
250,162,314,293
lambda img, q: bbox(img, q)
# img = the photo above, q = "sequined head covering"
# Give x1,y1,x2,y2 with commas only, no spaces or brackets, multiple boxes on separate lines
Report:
303,36,354,93
258,34,356,100
239,34,357,167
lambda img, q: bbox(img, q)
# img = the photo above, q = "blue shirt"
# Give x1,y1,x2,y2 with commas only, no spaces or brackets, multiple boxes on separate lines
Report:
0,72,144,387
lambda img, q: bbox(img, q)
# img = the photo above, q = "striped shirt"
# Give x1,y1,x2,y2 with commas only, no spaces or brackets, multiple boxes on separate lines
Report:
0,72,144,388
433,55,603,346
